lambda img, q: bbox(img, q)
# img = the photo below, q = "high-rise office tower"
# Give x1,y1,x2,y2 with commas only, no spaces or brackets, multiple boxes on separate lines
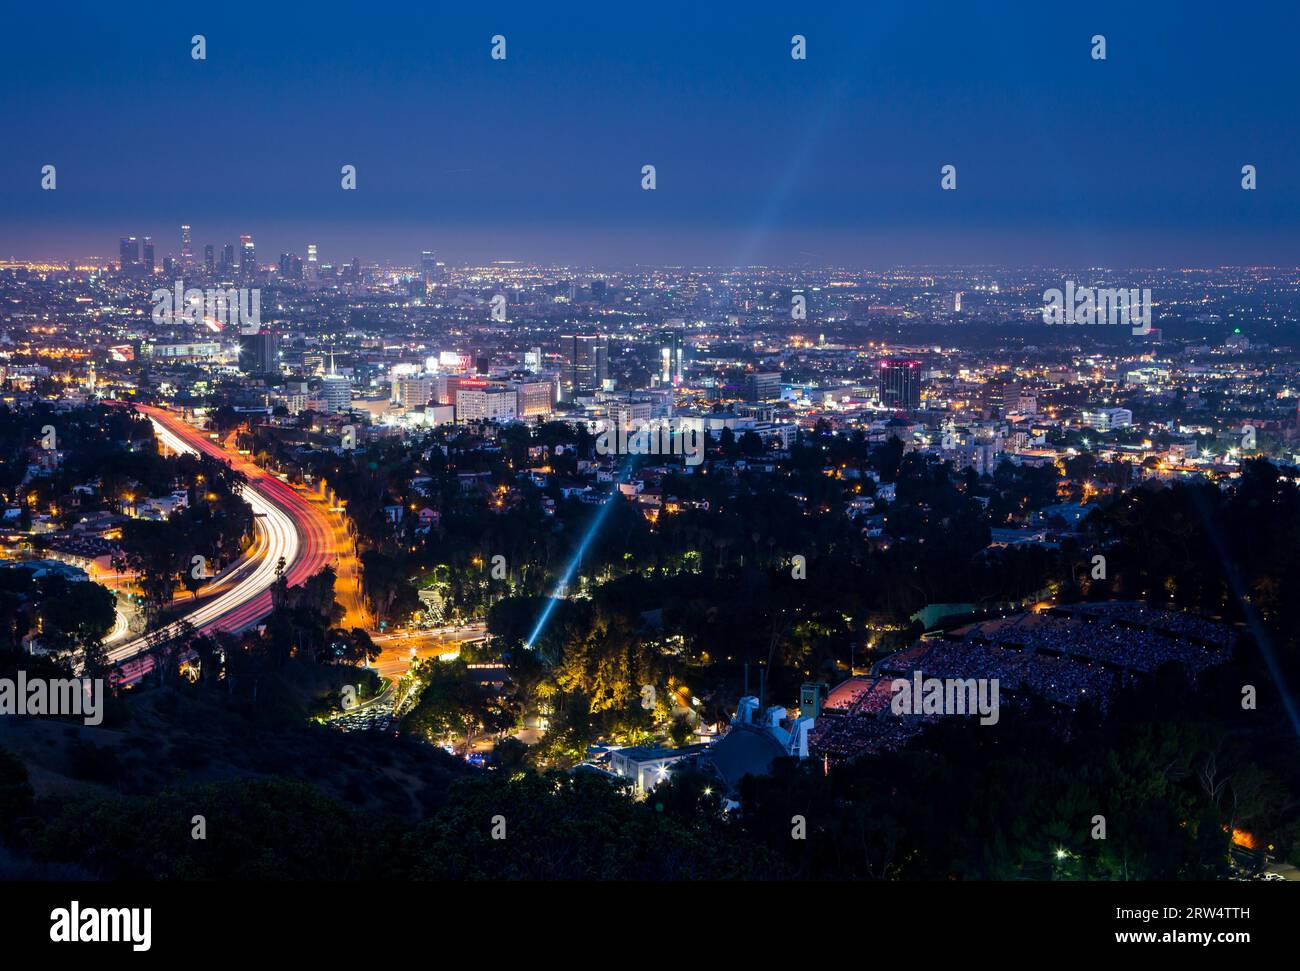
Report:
142,237,155,275
204,244,215,275
119,236,139,273
878,359,923,410
306,243,318,281
658,329,683,386
180,224,193,263
562,333,608,398
743,371,781,403
420,250,444,284
221,243,235,276
239,236,255,279
238,327,279,375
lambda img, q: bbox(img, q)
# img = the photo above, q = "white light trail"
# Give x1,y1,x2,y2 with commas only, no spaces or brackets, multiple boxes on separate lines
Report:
106,417,300,664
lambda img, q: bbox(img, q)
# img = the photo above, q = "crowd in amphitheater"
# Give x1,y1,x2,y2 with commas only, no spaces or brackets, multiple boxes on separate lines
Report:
808,602,1237,764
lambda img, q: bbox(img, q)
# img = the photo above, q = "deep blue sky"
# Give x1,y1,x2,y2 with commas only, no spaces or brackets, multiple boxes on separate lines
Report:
1,1,1297,266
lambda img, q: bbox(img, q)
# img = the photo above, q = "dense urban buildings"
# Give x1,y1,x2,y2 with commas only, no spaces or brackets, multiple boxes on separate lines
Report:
563,332,608,399
879,358,923,410
0,254,1294,956
6,253,1299,898
237,327,278,376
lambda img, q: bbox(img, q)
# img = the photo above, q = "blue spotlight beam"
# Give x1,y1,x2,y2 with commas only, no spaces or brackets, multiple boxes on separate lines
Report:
525,455,635,649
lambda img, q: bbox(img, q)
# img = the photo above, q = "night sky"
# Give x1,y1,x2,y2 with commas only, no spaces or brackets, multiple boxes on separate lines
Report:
1,1,1297,266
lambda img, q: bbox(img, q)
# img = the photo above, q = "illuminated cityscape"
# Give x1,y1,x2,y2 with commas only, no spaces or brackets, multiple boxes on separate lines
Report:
0,0,1295,951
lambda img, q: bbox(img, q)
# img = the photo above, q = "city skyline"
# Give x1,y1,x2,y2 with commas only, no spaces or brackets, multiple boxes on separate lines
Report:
3,1,1300,265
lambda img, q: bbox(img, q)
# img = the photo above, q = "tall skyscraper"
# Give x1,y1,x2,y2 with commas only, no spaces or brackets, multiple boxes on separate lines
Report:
239,235,255,279
238,327,279,375
879,359,923,410
562,333,608,398
306,243,319,281
119,236,139,273
142,237,155,275
204,244,215,275
221,243,235,276
420,250,444,284
180,224,193,263
658,328,683,386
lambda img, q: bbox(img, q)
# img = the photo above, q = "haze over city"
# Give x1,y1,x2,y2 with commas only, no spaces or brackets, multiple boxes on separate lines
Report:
3,1,1300,265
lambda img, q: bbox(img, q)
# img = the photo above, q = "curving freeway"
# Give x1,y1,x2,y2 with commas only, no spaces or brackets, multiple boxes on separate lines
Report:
106,404,335,679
